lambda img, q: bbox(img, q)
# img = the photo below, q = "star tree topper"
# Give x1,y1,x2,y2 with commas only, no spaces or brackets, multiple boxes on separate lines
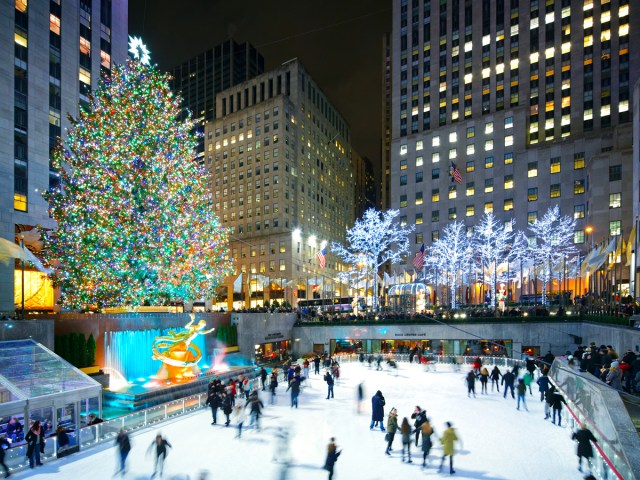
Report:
128,36,151,65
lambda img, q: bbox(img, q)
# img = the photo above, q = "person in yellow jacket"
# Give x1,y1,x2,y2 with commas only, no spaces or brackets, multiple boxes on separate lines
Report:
438,421,459,475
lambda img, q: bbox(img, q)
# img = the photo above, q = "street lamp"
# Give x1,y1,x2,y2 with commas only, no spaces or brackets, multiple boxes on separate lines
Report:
585,226,594,249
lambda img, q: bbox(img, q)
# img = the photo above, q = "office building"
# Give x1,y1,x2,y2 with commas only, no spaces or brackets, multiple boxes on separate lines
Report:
352,150,376,219
171,40,264,163
390,0,639,293
381,32,392,210
0,0,128,312
204,59,355,309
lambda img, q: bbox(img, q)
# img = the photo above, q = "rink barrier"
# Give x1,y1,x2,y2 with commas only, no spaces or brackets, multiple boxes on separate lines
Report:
3,370,260,474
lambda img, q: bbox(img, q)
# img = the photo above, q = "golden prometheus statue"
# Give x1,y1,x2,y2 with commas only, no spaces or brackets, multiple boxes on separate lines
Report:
151,314,215,380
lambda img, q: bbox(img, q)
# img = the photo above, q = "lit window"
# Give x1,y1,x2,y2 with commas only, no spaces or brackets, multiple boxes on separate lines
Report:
432,230,439,241
466,144,475,155
504,135,513,147
482,68,491,78
100,50,111,68
416,140,423,151
528,188,538,202
550,157,561,174
504,117,513,129
496,63,505,74
14,32,27,48
415,192,423,205
466,183,475,196
485,122,494,134
400,159,407,170
80,37,91,55
79,68,91,85
448,208,457,220
550,184,561,198
464,73,473,84
466,205,475,217
561,42,571,54
601,30,611,42
400,144,407,155
432,152,440,163
545,12,554,24
485,140,494,151
545,47,555,58
601,105,611,117
416,156,424,167
574,231,585,244
528,212,538,223
504,199,513,211
416,213,423,225
574,180,585,195
485,156,494,169
466,161,475,172
400,216,407,227
504,153,513,165
449,132,457,143
432,136,440,147
449,148,457,159
609,193,621,209
619,5,629,18
561,6,571,18
484,202,493,214
620,100,629,112
14,193,27,211
485,179,494,193
50,14,61,34
530,52,539,63
464,41,473,52
448,185,457,199
609,220,621,237
466,127,475,138
528,162,538,178
15,0,27,13
482,35,490,46
510,59,519,70
574,205,585,219
504,175,513,189
431,189,440,202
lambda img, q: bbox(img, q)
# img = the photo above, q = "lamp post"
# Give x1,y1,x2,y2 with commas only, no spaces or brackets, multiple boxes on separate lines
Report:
19,234,25,318
585,226,594,296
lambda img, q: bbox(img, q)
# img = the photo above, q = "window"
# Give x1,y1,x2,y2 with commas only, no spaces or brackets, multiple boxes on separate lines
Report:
505,116,514,129
528,188,538,201
448,207,457,220
550,184,561,198
574,153,585,170
466,161,475,172
485,156,494,169
574,231,585,244
448,185,457,199
400,215,407,226
432,230,439,241
466,182,475,196
416,213,423,224
574,204,585,219
485,140,494,151
528,211,538,223
466,126,475,138
432,135,440,146
466,205,475,216
432,210,440,222
609,192,621,209
400,144,408,155
485,178,494,193
400,194,408,208
574,180,585,195
416,140,423,150
449,148,457,159
504,153,513,165
505,135,514,147
528,162,538,177
504,199,514,211
550,157,561,174
484,202,494,213
400,159,407,170
416,156,424,167
280,260,286,271
415,191,423,205
400,175,407,186
432,152,440,163
609,220,621,236
466,144,475,155
416,171,424,182
416,233,423,244
609,165,621,181
504,175,514,189
431,189,440,202
485,121,494,134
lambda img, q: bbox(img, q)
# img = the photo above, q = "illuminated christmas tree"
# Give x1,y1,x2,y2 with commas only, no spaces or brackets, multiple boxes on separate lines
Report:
43,43,232,309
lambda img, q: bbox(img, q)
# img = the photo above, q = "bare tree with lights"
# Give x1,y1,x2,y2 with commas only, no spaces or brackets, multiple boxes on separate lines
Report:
331,208,414,311
527,205,577,305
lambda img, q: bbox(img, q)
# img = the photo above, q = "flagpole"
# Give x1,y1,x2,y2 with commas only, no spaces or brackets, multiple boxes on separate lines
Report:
20,234,25,318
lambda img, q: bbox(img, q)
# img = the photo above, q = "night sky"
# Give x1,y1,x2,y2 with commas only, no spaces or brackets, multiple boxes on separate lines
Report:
128,0,391,178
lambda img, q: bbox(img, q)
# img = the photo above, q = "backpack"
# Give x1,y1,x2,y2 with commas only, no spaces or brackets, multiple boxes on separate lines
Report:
422,421,433,436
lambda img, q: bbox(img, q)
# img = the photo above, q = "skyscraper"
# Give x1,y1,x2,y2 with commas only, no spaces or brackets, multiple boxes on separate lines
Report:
171,40,264,163
390,0,639,289
204,59,354,309
0,0,128,312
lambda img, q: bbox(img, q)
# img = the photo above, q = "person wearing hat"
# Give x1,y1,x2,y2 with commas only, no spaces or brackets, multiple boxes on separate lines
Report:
606,361,622,390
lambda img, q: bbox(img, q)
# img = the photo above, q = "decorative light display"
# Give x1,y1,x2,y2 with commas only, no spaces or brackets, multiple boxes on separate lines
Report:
43,58,232,309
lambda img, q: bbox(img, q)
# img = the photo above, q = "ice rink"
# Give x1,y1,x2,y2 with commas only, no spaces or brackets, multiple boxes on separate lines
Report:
16,361,582,480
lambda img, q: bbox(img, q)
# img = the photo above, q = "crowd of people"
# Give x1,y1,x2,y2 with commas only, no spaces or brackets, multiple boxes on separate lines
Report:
569,343,640,393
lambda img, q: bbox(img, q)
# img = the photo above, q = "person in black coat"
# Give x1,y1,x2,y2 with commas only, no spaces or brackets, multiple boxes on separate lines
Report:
55,425,69,452
324,437,342,480
222,392,233,426
411,406,427,447
286,375,301,408
147,434,171,479
247,391,264,430
502,370,516,399
490,366,502,392
269,371,279,404
370,390,386,430
115,428,131,476
25,421,45,469
324,370,335,400
550,389,567,426
466,370,477,398
205,391,221,425
0,434,10,478
536,372,551,402
572,425,597,473
260,367,268,391
313,355,321,375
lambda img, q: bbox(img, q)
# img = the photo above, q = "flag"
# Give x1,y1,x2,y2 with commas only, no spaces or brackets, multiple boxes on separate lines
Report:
449,161,463,184
626,225,636,266
233,273,243,293
0,238,53,274
412,243,425,269
316,247,326,268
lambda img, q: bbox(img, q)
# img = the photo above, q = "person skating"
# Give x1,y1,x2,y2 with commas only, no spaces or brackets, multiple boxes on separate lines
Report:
466,370,477,398
502,369,516,399
286,374,301,408
523,371,534,395
490,366,502,392
222,391,233,426
324,370,335,399
232,399,246,438
25,420,45,469
115,428,130,476
516,378,529,411
411,406,427,446
400,417,412,463
247,391,264,430
537,371,550,402
385,407,398,455
370,390,386,430
572,425,597,473
420,417,434,468
269,370,279,404
324,437,342,480
313,355,321,375
438,421,459,475
260,367,268,391
205,390,221,425
550,388,567,426
0,434,10,478
147,433,171,479
479,367,489,394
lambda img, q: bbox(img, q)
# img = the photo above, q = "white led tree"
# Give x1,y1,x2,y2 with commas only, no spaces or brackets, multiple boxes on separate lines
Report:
527,205,577,305
331,208,414,311
426,221,473,309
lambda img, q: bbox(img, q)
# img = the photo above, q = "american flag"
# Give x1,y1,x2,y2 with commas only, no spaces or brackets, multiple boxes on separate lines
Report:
316,247,327,268
412,243,425,269
450,162,463,184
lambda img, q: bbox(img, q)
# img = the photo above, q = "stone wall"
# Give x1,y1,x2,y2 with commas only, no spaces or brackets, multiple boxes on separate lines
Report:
0,319,54,350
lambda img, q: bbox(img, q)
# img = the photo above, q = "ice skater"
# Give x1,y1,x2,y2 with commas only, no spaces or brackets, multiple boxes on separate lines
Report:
385,407,398,455
115,428,130,476
233,400,246,438
324,370,335,399
420,417,434,467
466,370,477,398
572,424,597,473
400,417,412,463
370,390,386,430
516,378,528,411
324,437,342,480
438,422,459,475
490,366,502,392
147,433,171,479
502,368,516,399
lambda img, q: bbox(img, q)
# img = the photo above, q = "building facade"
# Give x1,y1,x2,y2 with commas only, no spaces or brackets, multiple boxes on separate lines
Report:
0,0,128,312
381,32,393,210
352,150,376,219
171,41,264,163
204,59,355,309
390,0,639,295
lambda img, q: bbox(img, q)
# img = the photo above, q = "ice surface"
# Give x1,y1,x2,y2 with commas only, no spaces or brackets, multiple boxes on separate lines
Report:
19,361,582,480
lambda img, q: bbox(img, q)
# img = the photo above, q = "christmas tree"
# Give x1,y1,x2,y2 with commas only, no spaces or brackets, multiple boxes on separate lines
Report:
43,47,232,309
